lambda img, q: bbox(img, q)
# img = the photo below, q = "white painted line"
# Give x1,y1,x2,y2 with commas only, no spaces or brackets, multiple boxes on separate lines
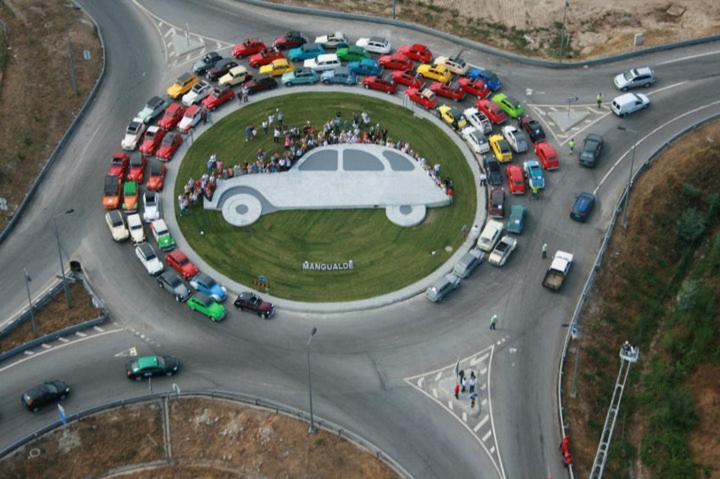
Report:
23,350,34,356
94,326,105,333
168,50,177,58
647,81,687,96
58,337,69,343
478,353,489,363
490,446,496,454
482,430,493,442
482,399,488,406
480,367,488,375
657,50,720,65
588,108,603,114
447,400,454,411
477,414,490,429
462,411,467,422
404,346,493,380
75,331,87,338
183,53,192,63
41,344,51,349
481,383,487,390
496,340,502,345
417,377,424,388
164,28,172,38
435,371,443,381
139,334,146,339
549,107,557,112
432,388,438,398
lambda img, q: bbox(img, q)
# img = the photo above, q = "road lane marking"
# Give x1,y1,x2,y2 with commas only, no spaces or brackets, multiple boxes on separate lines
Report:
447,400,454,411
41,344,51,349
94,326,105,332
58,337,69,343
646,81,687,96
477,414,490,430
462,412,467,422
164,28,173,38
23,351,34,356
482,430,493,442
417,377,424,388
432,388,438,398
75,331,87,337
434,371,443,381
490,446,496,454
657,50,720,65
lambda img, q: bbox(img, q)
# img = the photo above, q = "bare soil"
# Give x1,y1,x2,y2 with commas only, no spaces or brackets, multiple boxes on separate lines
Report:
0,0,102,230
562,121,720,476
271,0,720,59
0,281,100,352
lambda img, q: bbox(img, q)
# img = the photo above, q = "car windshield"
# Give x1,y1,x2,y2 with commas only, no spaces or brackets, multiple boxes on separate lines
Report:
623,70,637,81
499,141,510,153
104,176,118,195
127,122,140,133
162,134,175,145
130,157,142,166
110,212,123,226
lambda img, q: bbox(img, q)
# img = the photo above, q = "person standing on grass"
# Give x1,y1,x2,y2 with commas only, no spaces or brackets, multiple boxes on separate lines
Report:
490,314,497,330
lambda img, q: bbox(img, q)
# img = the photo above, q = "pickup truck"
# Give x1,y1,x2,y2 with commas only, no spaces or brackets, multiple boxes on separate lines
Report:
542,250,573,290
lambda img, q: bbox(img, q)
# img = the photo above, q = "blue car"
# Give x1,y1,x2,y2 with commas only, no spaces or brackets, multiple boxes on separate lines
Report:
348,59,381,76
320,68,358,86
288,43,325,62
570,192,596,222
523,160,545,190
189,272,227,302
281,68,319,86
468,67,501,91
507,204,527,234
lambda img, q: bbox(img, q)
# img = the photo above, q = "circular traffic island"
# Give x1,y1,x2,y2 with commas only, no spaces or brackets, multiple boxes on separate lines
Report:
176,92,475,302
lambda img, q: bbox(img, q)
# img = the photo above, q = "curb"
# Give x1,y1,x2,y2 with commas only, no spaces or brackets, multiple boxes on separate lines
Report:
0,0,107,244
232,0,720,68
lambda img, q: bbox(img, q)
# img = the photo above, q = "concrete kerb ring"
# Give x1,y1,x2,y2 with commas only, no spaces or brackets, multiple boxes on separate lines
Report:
221,193,263,226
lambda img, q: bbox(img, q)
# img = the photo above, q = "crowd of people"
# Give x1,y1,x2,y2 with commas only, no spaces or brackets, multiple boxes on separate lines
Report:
178,109,456,214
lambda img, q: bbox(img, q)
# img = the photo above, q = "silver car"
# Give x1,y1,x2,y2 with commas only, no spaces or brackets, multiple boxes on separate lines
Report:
157,270,190,302
453,248,485,278
613,67,655,91
425,273,461,302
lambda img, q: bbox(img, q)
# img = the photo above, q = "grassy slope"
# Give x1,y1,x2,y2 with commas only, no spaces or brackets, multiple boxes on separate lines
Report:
175,92,475,301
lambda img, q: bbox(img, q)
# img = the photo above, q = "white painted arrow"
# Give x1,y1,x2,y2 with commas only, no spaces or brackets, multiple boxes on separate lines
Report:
114,347,138,357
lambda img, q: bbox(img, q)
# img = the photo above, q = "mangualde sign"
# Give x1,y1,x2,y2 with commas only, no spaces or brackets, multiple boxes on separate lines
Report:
302,260,354,271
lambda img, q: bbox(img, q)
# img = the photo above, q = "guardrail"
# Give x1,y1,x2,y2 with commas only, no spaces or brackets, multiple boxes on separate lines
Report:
0,390,412,478
556,113,720,478
234,0,720,68
0,0,107,244
0,279,70,339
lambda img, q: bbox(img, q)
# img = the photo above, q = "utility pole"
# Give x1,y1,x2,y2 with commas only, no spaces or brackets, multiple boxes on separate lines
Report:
617,126,639,229
53,209,75,308
306,327,318,433
66,20,78,96
392,0,397,19
24,268,37,336
566,96,579,119
559,0,570,60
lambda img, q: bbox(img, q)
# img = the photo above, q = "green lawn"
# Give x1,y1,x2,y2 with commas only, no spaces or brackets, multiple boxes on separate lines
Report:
175,92,476,301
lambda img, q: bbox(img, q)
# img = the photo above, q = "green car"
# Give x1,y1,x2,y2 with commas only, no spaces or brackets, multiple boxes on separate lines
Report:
507,204,527,234
492,93,525,118
150,219,176,252
336,46,368,62
187,292,226,321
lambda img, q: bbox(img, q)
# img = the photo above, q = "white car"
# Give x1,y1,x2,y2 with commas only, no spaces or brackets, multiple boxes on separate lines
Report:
488,235,517,267
461,127,489,154
135,243,163,276
127,212,145,244
477,219,503,252
137,96,168,124
610,92,650,117
105,210,129,242
433,56,469,75
142,191,160,223
303,53,341,72
121,117,147,150
463,107,493,135
501,125,529,153
355,37,392,54
178,105,203,133
181,80,212,107
314,32,347,49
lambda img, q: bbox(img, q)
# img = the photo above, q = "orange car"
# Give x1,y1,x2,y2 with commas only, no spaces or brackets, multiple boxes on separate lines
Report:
102,175,122,210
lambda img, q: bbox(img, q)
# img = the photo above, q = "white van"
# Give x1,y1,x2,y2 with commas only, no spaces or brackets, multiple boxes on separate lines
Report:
610,93,650,117
477,220,504,252
304,53,341,72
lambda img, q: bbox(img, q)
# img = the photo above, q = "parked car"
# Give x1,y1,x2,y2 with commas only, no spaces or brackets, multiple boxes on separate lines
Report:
189,272,227,302
570,192,596,222
453,248,485,278
258,58,294,77
233,38,266,58
391,70,424,89
21,380,70,412
127,212,145,244
348,58,381,76
249,48,285,68
406,88,438,109
142,191,160,223
579,134,604,168
614,66,656,91
523,160,546,190
321,67,358,86
156,131,182,161
425,273,461,302
610,92,650,117
181,80,212,106
273,31,306,50
484,156,503,186
506,164,525,195
126,356,180,380
244,76,279,94
206,58,238,82
488,235,517,267
433,56,468,75
476,99,507,124
477,219,503,252
137,96,168,124
398,43,433,63
121,117,147,151
165,249,199,280
463,107,493,135
192,51,222,74
493,93,524,118
135,243,163,276
489,134,512,163
288,43,325,62
105,209,129,242
467,66,501,91
127,155,147,183
201,85,235,110
535,142,559,170
506,204,527,234
430,81,465,101
157,270,190,302
102,175,122,210
157,103,185,130
281,68,319,86
337,46,369,62
187,292,226,321
314,31,348,49
122,181,139,211
488,186,505,218
107,152,129,178
501,125,529,153
378,53,412,71
356,36,392,54
416,63,451,83
362,75,397,93
234,291,275,318
146,162,167,191
304,53,341,72
150,219,176,252
166,73,198,99
458,77,491,98
177,104,203,133
436,104,467,130
461,126,489,154
138,125,165,155
519,115,546,143
219,66,252,86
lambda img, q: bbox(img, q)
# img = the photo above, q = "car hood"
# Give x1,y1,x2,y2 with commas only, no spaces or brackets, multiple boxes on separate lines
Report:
173,284,190,299
164,357,181,370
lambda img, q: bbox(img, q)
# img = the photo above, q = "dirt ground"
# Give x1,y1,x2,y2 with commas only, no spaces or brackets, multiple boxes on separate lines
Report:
272,0,720,59
562,121,720,476
0,281,100,352
0,0,102,230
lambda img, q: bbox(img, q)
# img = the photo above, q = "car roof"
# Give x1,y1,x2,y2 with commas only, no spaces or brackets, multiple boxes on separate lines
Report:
124,181,137,194
137,356,160,369
195,272,212,283
161,269,181,283
148,96,164,106
369,36,387,43
139,243,154,256
177,72,194,83
108,209,123,222
194,291,211,303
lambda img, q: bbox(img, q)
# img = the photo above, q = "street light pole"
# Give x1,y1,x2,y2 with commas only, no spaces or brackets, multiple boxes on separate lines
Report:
559,0,570,60
52,209,74,308
306,327,318,434
617,127,639,229
23,268,37,336
566,96,579,119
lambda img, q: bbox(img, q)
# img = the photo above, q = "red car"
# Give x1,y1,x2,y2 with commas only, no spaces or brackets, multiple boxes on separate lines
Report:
398,43,433,63
362,76,397,94
201,86,234,111
156,131,183,161
535,142,559,170
249,48,284,68
108,152,129,178
506,165,526,195
405,88,438,109
429,81,465,101
233,38,266,58
458,77,491,99
476,99,508,124
138,126,166,155
127,155,147,183
165,250,199,280
146,162,167,191
378,53,413,71
273,31,306,50
157,103,185,130
391,70,424,89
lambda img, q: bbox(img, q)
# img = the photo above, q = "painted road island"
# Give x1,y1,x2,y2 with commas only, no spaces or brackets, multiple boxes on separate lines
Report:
205,144,453,227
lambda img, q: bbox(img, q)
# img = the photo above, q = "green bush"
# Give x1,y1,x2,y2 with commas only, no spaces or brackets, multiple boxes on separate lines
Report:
677,208,707,244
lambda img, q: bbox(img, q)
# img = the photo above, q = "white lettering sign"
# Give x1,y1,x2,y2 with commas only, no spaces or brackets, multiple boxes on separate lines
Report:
302,260,354,271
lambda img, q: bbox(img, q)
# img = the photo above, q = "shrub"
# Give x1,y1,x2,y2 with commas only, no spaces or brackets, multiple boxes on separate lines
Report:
676,208,706,244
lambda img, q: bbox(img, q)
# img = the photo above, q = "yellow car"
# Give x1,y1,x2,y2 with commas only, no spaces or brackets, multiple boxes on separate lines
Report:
489,134,512,163
416,63,452,83
259,59,294,77
436,104,467,130
166,73,198,99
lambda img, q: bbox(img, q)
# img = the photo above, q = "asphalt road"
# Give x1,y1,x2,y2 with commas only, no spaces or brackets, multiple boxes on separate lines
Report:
1,0,719,477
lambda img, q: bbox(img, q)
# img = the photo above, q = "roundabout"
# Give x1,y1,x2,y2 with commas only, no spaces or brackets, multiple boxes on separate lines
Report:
174,92,478,302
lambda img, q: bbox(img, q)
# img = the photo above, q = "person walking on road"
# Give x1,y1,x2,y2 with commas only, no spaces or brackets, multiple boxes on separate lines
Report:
461,376,468,393
468,372,477,394
454,383,460,400
596,92,603,108
568,138,576,154
542,243,548,259
490,314,497,330
479,172,487,186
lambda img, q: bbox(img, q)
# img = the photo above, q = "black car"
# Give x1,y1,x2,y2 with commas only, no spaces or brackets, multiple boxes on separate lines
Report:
570,192,596,222
126,355,181,381
192,51,223,75
157,270,190,302
483,155,503,186
22,380,70,412
519,115,546,143
206,58,238,82
234,292,275,319
243,76,279,95
579,134,604,168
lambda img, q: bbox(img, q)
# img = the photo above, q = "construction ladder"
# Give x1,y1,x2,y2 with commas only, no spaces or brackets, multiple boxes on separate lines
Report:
589,347,640,479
